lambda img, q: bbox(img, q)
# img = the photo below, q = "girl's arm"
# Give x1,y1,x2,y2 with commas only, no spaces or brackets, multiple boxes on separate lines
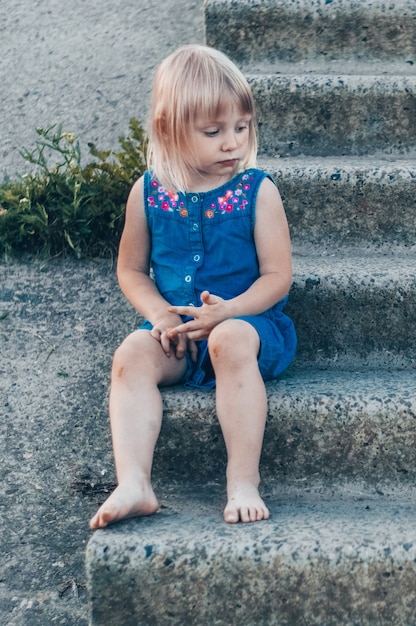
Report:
117,177,195,359
227,175,293,314
167,177,292,340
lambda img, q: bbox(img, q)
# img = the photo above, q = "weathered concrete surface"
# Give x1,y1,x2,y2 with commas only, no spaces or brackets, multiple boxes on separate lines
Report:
205,0,416,64
155,368,416,484
289,247,416,367
0,0,204,623
262,155,416,246
1,260,136,625
87,483,416,626
2,256,415,625
204,1,416,158
0,0,204,182
250,73,416,157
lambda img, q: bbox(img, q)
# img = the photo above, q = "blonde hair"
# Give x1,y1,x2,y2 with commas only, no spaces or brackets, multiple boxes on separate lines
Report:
146,44,258,192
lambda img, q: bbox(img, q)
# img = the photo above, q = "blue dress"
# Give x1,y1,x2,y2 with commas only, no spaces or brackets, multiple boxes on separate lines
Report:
140,168,297,388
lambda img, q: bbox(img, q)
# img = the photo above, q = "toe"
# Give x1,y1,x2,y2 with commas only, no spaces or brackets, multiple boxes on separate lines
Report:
89,514,100,530
224,506,239,524
256,505,270,521
239,506,251,523
250,507,259,522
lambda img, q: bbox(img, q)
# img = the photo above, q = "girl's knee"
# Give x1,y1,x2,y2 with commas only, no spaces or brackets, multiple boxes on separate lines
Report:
112,336,136,379
112,331,154,379
112,330,186,386
208,320,259,363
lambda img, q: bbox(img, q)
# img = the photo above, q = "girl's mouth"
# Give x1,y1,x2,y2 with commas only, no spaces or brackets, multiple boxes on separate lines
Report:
219,159,238,167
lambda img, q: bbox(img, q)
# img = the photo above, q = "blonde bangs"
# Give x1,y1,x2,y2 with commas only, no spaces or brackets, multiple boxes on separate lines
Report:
147,45,258,192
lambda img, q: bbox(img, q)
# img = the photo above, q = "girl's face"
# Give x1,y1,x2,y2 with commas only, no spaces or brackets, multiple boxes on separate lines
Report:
186,102,251,191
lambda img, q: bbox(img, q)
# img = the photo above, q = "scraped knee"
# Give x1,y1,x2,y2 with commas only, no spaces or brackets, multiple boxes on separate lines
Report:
208,319,259,366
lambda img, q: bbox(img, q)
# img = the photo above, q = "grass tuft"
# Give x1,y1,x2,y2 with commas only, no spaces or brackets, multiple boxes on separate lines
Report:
0,118,148,259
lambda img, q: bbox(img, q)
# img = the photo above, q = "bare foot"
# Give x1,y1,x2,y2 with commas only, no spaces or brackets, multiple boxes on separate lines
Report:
89,480,159,530
224,481,270,524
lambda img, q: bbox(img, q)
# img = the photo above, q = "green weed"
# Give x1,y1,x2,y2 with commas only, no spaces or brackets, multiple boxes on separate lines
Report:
0,118,147,259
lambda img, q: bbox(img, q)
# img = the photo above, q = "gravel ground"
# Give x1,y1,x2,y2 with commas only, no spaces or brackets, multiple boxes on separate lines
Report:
0,2,203,624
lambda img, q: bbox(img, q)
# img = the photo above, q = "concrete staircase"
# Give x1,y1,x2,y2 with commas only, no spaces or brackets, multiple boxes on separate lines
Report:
86,1,416,624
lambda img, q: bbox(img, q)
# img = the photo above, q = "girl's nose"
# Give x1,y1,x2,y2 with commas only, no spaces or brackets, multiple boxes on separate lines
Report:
222,130,239,151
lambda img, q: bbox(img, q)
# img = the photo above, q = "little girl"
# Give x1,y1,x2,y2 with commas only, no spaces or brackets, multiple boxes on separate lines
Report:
90,44,296,529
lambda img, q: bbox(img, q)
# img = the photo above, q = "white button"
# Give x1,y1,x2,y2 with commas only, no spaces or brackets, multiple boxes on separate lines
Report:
191,195,199,203
188,302,195,307
193,254,200,262
185,275,192,283
192,223,199,231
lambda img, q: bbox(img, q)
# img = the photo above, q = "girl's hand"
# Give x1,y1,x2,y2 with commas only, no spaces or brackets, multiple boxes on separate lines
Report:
151,314,198,361
167,291,229,341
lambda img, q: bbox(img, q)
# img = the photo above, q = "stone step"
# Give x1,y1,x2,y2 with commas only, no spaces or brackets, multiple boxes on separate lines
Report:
87,2,416,620
149,367,416,484
288,247,415,367
259,155,416,246
249,71,416,156
204,0,416,64
86,482,416,625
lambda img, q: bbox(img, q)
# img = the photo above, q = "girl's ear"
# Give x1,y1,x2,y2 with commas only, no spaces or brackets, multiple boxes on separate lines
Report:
154,114,169,140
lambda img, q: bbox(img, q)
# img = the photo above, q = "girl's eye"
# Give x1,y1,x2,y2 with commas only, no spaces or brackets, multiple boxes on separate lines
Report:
236,125,248,133
204,130,219,137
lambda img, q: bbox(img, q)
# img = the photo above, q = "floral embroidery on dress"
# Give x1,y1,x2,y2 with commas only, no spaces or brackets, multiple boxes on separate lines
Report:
205,172,254,219
147,180,188,216
147,172,254,219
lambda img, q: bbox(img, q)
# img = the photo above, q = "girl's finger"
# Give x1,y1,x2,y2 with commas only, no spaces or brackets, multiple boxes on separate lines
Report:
188,340,198,362
154,329,171,357
150,327,161,341
168,305,196,317
167,322,191,337
174,335,187,359
163,333,173,355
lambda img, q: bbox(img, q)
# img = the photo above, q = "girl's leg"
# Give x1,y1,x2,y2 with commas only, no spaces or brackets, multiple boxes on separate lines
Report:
89,330,187,529
208,319,270,524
